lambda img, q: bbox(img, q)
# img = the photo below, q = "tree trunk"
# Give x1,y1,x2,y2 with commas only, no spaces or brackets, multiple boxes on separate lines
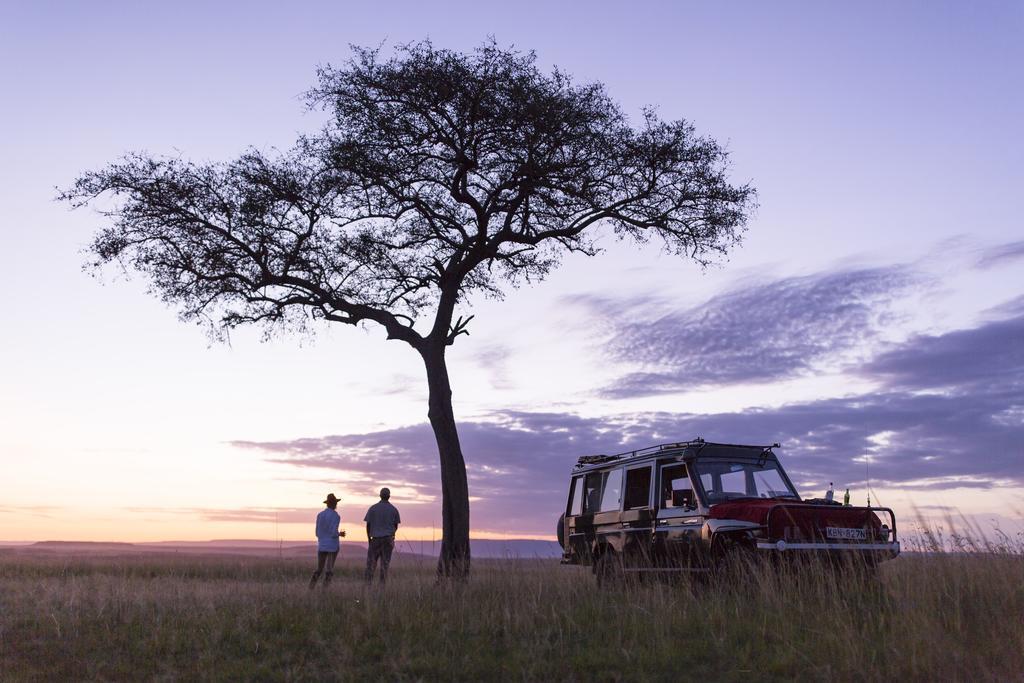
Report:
421,344,471,579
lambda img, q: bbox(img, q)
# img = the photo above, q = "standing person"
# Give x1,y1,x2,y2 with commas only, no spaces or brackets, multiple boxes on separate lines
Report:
309,493,345,588
364,487,401,584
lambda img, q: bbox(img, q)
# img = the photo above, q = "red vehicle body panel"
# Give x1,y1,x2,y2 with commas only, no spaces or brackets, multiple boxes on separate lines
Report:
709,499,883,540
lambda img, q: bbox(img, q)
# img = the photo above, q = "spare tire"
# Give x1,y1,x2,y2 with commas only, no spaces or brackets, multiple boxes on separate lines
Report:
556,513,566,549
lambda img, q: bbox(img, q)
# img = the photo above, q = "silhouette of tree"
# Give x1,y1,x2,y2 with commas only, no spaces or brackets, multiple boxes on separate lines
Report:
61,40,756,579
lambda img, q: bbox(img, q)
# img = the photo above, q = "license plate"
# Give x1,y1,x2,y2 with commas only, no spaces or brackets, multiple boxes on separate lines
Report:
826,527,866,541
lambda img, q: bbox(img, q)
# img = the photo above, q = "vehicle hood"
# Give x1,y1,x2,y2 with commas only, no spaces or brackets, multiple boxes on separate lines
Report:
708,498,796,524
708,498,882,536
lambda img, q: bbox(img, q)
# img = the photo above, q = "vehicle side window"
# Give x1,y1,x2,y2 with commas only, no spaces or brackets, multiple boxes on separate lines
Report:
599,468,623,512
623,466,652,509
579,468,626,514
582,472,605,514
699,473,714,497
569,476,585,516
661,464,696,510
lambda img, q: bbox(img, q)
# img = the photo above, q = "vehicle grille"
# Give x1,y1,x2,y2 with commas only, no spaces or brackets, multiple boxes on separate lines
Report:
768,506,883,543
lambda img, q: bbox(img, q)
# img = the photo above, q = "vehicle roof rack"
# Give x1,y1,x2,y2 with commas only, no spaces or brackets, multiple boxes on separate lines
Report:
573,438,705,470
573,438,781,470
573,454,623,468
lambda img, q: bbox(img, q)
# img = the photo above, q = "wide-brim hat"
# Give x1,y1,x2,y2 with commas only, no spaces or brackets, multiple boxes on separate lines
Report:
323,493,340,504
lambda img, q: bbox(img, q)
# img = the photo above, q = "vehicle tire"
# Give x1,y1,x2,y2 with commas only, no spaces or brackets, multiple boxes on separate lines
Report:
594,548,624,589
556,513,565,550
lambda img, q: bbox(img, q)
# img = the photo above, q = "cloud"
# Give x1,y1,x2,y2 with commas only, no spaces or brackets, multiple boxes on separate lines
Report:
976,240,1024,270
122,506,322,524
233,306,1024,536
472,343,516,390
586,266,919,397
668,308,1024,490
986,295,1024,318
233,415,633,533
863,315,1024,394
0,505,54,518
191,507,321,524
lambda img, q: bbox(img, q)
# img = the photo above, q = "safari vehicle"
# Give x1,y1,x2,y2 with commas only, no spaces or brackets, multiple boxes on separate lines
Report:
556,439,900,583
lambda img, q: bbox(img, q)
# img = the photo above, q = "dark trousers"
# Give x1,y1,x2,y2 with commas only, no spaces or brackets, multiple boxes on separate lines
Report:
309,550,338,588
365,536,395,583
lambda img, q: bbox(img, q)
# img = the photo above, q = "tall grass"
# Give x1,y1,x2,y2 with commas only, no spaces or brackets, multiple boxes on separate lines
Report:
1,527,1022,681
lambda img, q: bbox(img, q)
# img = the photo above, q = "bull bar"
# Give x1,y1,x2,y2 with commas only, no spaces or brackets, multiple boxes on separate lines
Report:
753,504,900,556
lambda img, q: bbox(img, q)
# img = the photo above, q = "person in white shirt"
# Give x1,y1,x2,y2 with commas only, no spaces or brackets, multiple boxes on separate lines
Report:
309,493,346,588
364,487,401,584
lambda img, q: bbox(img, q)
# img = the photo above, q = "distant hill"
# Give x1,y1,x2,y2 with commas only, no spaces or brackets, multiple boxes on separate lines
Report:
19,540,329,558
12,538,562,559
31,541,138,551
142,539,312,548
142,538,563,559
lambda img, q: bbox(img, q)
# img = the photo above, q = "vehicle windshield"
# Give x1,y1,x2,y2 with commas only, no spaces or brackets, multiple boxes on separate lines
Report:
693,459,799,503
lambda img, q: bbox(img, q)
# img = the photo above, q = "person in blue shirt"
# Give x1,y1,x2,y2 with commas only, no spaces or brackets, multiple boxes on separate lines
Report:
309,493,346,588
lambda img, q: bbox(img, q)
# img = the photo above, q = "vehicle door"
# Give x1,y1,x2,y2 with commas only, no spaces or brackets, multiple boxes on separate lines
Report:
569,467,624,555
652,460,704,567
620,463,655,561
564,475,586,561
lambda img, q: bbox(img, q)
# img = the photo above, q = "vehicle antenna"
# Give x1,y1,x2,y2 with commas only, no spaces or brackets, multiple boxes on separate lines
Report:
866,454,871,508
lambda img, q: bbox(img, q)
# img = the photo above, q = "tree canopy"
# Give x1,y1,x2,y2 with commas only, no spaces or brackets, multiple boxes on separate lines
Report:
65,41,754,349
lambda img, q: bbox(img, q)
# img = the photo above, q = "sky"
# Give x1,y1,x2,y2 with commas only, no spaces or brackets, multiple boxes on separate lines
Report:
1,1,1022,543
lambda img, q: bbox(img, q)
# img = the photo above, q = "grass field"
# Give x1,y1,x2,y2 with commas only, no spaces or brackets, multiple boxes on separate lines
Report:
1,536,1022,682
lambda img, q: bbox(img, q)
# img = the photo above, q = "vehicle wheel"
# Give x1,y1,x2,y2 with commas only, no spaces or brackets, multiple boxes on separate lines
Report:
594,548,624,589
556,513,565,550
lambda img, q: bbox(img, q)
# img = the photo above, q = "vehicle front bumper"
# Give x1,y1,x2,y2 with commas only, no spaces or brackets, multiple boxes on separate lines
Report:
756,540,900,556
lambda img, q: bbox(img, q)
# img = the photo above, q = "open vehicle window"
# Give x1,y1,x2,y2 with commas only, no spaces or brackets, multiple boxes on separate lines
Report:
623,466,652,509
660,464,696,510
696,460,799,503
581,468,624,514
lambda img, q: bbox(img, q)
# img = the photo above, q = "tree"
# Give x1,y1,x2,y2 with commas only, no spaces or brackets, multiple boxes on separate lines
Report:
61,40,756,578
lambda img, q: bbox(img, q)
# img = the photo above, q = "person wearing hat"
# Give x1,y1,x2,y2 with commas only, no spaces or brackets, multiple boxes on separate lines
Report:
309,493,346,588
364,487,401,584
